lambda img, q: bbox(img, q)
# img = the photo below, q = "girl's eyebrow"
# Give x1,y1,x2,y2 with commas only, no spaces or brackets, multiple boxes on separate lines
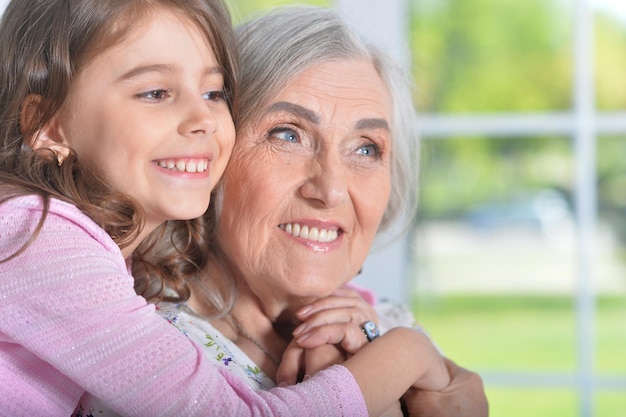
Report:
116,63,223,82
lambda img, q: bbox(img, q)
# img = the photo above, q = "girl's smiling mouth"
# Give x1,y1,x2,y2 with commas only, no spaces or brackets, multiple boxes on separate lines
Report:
154,157,210,173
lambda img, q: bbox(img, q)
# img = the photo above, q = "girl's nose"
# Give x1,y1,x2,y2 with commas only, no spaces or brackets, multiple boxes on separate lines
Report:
178,96,218,139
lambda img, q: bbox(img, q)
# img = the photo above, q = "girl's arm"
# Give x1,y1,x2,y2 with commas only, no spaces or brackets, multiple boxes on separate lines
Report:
344,327,450,415
280,326,450,417
0,197,442,417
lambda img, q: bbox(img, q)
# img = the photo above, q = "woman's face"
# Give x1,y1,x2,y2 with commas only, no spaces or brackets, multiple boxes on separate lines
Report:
218,59,392,310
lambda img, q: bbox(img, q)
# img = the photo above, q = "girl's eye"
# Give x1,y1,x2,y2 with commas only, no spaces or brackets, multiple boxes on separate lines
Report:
268,127,299,143
203,90,226,102
138,89,170,101
356,142,380,157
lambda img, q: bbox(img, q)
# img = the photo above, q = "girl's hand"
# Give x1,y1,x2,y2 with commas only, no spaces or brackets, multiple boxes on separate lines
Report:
276,340,345,386
292,287,378,353
277,287,379,385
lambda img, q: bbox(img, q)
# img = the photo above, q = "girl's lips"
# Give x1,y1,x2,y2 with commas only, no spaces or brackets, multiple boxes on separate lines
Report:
153,157,210,173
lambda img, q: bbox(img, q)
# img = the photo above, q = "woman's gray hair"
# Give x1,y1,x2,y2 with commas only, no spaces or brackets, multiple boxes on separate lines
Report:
234,6,419,237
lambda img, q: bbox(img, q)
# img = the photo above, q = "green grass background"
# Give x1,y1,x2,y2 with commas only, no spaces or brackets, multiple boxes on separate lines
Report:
412,295,626,417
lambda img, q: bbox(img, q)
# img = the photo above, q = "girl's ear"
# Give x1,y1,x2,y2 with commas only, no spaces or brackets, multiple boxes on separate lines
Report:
20,94,70,162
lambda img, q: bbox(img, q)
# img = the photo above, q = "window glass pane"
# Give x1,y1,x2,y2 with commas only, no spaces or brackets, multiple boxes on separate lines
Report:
412,136,577,372
226,0,331,22
596,391,626,417
414,295,577,372
595,12,626,111
596,135,626,375
486,387,577,417
596,297,626,376
410,0,572,113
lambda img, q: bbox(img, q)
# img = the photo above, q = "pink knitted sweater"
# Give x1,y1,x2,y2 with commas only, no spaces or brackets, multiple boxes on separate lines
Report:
0,195,367,417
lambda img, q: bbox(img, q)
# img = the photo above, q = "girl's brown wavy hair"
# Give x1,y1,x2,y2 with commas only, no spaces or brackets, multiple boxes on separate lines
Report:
0,0,238,300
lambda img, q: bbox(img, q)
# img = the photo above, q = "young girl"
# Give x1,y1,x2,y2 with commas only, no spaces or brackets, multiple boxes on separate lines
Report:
0,1,446,416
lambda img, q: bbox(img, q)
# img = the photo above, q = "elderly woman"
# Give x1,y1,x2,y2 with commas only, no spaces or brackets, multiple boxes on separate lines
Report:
159,5,486,416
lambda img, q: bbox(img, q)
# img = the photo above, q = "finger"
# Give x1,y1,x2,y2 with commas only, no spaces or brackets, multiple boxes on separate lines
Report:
296,290,365,319
276,340,305,386
296,322,369,354
303,344,346,376
293,305,375,337
329,287,364,298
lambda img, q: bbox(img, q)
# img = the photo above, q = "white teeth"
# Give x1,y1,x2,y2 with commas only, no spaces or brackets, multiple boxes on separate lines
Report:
156,158,208,173
279,223,339,243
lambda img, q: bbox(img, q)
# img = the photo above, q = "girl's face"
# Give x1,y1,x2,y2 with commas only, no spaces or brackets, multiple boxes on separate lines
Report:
50,10,234,233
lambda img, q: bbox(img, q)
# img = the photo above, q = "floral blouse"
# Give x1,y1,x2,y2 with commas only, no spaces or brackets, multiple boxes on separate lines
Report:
158,302,277,390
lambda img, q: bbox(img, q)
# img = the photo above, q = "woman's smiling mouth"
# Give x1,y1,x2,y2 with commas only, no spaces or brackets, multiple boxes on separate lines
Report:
278,222,340,243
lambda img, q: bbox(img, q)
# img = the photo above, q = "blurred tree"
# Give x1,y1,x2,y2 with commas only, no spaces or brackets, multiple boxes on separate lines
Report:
410,0,626,239
411,0,572,113
596,14,626,110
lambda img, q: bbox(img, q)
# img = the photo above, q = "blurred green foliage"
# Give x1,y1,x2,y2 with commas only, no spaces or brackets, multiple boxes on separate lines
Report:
596,15,626,110
410,0,626,112
409,0,626,245
414,295,626,416
225,0,330,23
411,0,572,112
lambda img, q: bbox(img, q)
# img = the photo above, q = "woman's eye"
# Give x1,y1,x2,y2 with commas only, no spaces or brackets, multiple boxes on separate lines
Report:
138,89,170,101
268,127,299,143
203,90,226,102
356,142,380,157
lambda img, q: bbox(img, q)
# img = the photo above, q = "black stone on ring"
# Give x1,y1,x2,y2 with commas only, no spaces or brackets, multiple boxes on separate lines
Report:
361,321,380,342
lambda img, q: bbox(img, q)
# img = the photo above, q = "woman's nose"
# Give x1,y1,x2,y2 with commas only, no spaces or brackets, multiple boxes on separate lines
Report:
299,153,349,208
177,96,218,138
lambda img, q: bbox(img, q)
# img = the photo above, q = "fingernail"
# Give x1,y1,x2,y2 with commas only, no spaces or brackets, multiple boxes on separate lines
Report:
292,323,307,336
278,381,288,387
303,375,311,381
296,332,310,344
297,305,312,317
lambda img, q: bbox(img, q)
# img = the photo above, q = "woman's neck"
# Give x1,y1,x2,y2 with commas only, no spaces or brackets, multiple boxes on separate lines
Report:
220,279,296,380
188,259,305,380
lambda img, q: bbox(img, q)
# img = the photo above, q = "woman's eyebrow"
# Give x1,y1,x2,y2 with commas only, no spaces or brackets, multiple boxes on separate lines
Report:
264,101,321,124
355,118,390,132
264,102,389,132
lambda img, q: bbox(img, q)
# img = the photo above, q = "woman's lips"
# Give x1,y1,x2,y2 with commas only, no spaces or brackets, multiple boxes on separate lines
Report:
279,222,340,243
